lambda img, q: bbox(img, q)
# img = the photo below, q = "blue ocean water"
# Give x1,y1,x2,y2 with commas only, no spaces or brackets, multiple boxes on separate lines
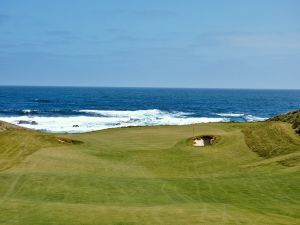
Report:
0,86,300,133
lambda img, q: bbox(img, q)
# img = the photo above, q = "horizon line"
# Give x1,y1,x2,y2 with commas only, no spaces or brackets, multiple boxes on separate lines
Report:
0,84,300,91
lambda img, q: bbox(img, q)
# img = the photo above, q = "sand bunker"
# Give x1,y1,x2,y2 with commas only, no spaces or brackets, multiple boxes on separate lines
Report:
193,136,215,147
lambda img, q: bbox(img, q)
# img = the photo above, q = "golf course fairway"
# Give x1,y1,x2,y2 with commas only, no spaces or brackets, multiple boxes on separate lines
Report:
0,121,300,225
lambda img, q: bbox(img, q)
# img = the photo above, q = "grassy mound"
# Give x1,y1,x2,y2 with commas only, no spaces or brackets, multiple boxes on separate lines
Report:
0,122,81,171
268,109,300,134
241,122,300,158
0,122,299,225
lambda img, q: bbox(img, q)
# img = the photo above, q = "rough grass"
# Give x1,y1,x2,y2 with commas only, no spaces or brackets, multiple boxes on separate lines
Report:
268,109,300,134
278,155,300,167
0,122,82,171
241,122,300,158
0,126,56,171
0,122,300,225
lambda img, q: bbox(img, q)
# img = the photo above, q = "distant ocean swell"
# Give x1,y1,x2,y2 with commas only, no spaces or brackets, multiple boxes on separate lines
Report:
0,109,267,133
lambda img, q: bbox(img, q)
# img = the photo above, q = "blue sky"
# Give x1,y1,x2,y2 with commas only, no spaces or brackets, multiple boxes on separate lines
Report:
0,0,300,88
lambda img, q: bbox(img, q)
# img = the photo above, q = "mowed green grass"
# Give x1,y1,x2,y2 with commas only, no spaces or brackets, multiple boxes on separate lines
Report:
0,121,300,225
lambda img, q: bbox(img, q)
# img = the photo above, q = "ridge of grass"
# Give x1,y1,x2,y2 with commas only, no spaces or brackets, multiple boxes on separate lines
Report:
241,122,300,158
0,122,81,171
268,109,300,134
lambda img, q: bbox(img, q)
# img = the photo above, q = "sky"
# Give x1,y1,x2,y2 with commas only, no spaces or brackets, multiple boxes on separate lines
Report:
0,0,300,89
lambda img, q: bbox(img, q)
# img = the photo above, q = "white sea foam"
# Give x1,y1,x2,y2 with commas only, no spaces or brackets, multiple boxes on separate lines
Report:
215,112,268,122
22,109,38,114
244,115,268,122
79,109,193,117
0,109,228,133
216,113,245,117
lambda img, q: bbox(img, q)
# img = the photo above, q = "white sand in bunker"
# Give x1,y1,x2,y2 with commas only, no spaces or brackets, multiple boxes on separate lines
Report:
194,139,205,146
193,136,215,147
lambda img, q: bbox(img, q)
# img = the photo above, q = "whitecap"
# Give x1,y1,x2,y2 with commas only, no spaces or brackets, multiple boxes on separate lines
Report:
0,109,228,133
244,115,268,122
22,109,38,114
215,113,245,117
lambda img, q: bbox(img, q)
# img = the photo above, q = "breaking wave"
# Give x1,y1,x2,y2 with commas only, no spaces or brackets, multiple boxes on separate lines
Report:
244,115,268,122
0,109,228,133
215,113,245,117
215,112,268,122
22,109,39,114
79,109,193,117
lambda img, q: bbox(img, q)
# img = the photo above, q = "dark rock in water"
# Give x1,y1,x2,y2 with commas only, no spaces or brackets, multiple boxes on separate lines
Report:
73,125,79,127
18,120,38,125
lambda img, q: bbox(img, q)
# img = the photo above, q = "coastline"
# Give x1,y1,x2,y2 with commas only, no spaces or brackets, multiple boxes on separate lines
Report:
0,112,266,133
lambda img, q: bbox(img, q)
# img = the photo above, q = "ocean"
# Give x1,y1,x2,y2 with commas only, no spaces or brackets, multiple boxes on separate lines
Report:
0,86,300,133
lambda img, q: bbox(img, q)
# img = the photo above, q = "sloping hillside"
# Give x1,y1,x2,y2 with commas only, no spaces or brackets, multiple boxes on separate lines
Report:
0,121,80,171
241,122,300,158
268,109,300,134
241,122,300,167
